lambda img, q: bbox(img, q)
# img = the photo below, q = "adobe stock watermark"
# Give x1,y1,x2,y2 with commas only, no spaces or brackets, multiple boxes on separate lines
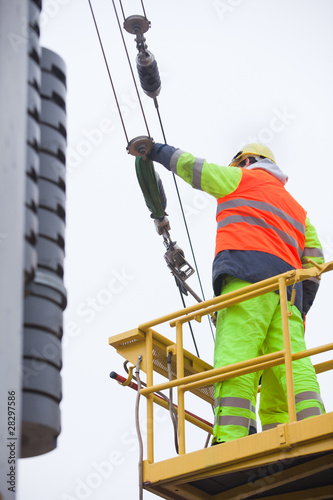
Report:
67,68,169,175
67,89,146,174
7,0,71,53
213,0,244,20
240,107,296,147
61,451,125,500
63,268,135,348
246,452,296,491
22,341,61,387
61,407,169,500
66,117,115,174
183,191,214,219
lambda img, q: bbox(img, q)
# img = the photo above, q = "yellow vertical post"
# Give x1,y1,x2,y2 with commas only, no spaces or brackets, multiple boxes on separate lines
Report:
176,321,186,455
146,329,154,463
279,277,297,423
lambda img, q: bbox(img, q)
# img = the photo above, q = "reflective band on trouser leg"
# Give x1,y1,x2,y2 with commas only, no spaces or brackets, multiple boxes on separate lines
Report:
297,407,322,419
261,388,325,429
213,396,257,443
216,415,257,429
295,390,325,420
214,396,256,413
213,276,280,443
259,301,325,429
295,391,325,408
262,423,284,431
214,397,257,430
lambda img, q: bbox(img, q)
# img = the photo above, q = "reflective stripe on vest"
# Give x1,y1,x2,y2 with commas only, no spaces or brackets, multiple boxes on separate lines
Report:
217,215,303,259
215,169,306,269
216,198,305,235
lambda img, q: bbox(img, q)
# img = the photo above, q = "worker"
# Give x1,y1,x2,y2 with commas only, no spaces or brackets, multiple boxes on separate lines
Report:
147,142,325,444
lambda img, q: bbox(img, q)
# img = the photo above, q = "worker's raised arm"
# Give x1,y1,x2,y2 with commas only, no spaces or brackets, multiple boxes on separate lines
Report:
148,143,242,199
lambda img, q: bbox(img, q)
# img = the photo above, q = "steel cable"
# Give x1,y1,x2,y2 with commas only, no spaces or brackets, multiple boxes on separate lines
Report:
89,0,215,346
154,99,216,343
112,0,151,137
87,0,129,143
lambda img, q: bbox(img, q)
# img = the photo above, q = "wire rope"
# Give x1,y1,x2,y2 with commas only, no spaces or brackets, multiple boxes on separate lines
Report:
112,0,151,137
154,99,215,343
177,279,200,358
88,0,215,349
118,0,126,22
87,0,129,144
110,0,214,349
140,0,147,19
119,0,146,21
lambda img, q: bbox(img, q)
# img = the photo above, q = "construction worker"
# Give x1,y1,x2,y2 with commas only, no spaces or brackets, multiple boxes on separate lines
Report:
148,142,325,444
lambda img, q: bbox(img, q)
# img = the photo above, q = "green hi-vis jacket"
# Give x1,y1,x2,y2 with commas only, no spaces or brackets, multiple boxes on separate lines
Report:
148,144,324,315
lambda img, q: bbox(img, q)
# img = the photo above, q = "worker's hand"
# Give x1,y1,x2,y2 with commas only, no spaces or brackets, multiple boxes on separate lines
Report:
148,143,166,160
148,143,178,171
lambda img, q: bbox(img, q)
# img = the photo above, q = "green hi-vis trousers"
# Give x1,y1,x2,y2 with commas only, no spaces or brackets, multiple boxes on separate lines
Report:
213,276,325,444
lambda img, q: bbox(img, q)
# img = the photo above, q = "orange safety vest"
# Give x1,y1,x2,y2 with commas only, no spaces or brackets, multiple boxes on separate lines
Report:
215,169,306,269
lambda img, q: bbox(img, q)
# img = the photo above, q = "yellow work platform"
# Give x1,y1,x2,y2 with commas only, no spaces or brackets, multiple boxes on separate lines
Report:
109,263,333,499
142,417,333,499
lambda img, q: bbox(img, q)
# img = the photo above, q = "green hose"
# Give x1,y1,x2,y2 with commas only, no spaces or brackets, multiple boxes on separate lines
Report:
135,156,167,219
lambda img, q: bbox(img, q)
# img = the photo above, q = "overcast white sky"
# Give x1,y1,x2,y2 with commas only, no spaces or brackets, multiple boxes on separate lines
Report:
18,1,333,499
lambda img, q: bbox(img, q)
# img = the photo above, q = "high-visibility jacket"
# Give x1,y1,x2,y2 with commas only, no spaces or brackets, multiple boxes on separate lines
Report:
148,144,325,314
214,168,307,270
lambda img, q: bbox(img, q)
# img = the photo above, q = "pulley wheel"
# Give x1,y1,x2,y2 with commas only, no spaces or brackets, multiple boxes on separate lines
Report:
127,136,154,159
124,15,150,35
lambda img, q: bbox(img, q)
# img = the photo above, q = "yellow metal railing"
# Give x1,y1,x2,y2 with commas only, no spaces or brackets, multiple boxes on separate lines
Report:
136,261,333,462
